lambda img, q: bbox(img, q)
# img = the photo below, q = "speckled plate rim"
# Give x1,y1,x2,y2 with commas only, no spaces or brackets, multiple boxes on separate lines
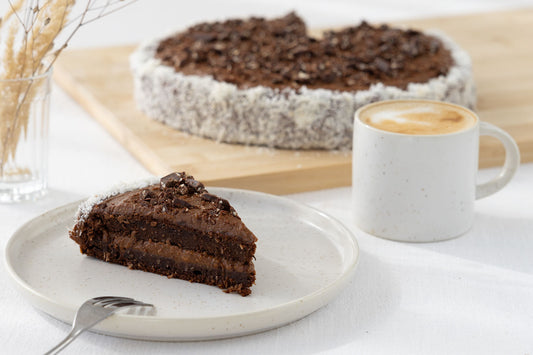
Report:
4,187,359,341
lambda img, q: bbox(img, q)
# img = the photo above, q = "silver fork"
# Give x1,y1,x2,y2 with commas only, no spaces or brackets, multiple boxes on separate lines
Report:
44,296,154,355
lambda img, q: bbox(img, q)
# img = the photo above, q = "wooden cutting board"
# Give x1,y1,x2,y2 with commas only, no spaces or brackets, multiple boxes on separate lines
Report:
53,8,533,194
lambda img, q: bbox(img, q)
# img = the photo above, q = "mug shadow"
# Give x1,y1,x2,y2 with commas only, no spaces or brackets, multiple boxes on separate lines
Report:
409,212,533,274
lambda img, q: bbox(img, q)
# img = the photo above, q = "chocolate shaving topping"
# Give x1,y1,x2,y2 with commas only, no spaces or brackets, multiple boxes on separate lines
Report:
151,172,239,215
201,193,232,212
217,198,231,212
160,172,206,195
172,198,193,209
155,12,453,92
201,193,218,202
160,172,184,188
186,177,205,192
373,57,390,75
178,184,190,195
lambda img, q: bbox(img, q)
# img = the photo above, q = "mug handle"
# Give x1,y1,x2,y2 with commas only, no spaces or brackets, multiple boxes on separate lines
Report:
476,122,520,199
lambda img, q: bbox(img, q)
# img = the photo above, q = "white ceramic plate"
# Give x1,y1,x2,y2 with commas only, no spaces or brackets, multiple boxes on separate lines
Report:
5,188,359,341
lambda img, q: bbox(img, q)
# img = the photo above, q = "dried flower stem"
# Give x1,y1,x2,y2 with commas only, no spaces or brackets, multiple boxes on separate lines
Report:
0,0,136,176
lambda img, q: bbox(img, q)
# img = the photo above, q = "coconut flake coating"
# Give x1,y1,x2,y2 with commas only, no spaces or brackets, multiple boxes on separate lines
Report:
74,176,159,224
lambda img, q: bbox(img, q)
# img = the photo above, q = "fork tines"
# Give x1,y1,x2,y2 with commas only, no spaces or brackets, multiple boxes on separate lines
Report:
91,296,153,308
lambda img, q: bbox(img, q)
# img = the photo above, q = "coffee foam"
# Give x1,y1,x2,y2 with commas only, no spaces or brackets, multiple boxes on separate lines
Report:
360,101,476,135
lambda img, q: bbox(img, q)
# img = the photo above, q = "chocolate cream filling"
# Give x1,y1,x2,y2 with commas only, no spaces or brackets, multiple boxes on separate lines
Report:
108,233,254,274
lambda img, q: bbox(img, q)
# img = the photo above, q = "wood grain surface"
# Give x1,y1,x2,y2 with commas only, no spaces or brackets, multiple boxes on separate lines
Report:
54,8,533,194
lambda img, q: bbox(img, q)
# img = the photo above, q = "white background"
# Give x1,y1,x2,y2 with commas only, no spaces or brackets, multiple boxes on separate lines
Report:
1,1,533,354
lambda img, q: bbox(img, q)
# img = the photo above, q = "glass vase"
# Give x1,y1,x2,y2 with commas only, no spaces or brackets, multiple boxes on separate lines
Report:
0,70,51,203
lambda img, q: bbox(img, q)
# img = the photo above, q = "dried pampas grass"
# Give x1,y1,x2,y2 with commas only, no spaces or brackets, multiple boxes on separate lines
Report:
0,0,134,176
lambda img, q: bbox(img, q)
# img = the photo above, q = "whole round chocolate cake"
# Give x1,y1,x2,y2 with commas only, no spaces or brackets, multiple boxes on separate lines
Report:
130,12,475,150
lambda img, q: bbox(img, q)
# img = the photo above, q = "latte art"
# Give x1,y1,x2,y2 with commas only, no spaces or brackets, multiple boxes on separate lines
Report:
360,101,476,135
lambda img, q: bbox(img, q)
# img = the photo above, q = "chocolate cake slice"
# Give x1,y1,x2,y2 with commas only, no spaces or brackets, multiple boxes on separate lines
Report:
69,173,257,296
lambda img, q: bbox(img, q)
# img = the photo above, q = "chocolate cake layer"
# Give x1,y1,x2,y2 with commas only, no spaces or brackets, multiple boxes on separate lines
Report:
88,186,256,263
73,229,254,273
155,12,453,92
81,234,254,296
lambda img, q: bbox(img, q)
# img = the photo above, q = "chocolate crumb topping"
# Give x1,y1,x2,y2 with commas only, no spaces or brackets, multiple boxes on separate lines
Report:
155,12,453,92
155,173,239,216
141,189,155,201
178,184,190,195
201,193,235,214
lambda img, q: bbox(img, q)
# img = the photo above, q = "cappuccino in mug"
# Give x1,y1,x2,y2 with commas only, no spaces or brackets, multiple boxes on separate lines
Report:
360,101,477,135
353,100,520,242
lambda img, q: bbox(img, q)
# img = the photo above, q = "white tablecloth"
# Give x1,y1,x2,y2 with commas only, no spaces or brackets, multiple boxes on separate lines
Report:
1,1,533,354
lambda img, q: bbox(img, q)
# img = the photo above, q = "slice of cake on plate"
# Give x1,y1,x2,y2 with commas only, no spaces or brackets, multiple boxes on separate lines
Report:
130,12,476,150
69,172,257,296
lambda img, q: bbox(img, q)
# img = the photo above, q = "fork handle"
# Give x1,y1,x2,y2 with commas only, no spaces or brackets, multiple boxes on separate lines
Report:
44,327,85,355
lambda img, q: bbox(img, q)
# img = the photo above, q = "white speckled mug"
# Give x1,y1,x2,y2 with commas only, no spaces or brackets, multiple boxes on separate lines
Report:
352,100,520,242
